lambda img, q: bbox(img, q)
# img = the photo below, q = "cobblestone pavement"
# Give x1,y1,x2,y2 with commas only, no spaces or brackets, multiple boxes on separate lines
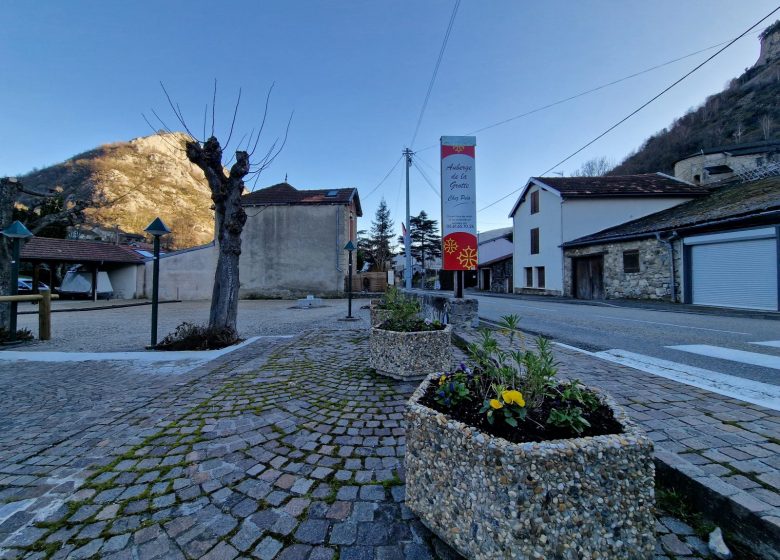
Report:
1,328,738,559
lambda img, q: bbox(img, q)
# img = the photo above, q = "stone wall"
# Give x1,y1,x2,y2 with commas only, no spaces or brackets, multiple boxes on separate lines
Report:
401,290,478,329
480,258,512,293
405,374,656,559
564,237,676,301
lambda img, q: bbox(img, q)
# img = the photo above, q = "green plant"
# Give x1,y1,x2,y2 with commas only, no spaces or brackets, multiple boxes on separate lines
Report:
0,327,34,342
433,363,473,408
556,379,600,412
547,406,591,434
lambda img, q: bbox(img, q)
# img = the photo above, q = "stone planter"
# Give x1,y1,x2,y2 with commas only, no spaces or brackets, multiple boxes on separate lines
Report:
405,374,655,560
369,305,392,327
369,324,452,381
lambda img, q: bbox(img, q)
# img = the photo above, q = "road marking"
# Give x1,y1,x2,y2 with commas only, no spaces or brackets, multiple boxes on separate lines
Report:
668,344,780,370
751,340,780,349
591,315,750,335
554,343,780,411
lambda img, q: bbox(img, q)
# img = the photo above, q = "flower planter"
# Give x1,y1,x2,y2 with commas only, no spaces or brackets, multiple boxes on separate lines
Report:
405,373,655,560
369,305,392,327
369,324,452,381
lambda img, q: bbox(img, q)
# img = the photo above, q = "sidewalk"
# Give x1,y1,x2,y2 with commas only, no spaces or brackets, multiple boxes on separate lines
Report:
1,325,730,560
457,328,780,558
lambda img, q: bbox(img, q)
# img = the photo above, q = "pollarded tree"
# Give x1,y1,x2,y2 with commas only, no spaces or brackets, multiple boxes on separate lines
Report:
367,198,394,272
150,82,291,333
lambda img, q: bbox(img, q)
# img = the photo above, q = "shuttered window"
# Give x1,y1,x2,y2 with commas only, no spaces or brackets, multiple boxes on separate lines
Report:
530,228,539,254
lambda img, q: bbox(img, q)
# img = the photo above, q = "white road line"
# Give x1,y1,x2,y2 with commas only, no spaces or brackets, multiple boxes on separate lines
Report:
554,343,780,411
591,315,750,335
668,344,780,370
751,340,780,349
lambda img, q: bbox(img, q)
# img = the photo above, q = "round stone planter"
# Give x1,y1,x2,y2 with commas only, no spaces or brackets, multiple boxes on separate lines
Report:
405,373,656,560
368,324,452,381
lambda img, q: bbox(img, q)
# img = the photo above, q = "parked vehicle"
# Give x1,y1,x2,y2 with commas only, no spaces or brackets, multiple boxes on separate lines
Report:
17,277,50,294
57,267,113,299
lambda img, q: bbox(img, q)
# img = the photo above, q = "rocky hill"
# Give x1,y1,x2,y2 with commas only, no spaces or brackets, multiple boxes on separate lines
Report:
610,21,780,175
20,132,215,249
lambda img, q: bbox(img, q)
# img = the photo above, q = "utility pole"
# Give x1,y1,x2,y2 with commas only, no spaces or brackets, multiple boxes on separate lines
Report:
403,148,413,290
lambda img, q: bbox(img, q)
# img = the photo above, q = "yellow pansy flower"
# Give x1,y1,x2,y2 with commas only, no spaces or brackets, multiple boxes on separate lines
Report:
439,375,447,385
502,390,525,407
489,399,503,410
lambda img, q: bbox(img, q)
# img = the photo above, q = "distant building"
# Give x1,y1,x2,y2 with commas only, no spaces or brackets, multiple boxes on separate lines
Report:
477,228,513,293
509,174,708,296
149,183,362,300
561,176,779,311
673,140,780,185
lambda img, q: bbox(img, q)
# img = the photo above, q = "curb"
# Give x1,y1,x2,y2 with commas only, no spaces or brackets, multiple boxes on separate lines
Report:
450,328,780,560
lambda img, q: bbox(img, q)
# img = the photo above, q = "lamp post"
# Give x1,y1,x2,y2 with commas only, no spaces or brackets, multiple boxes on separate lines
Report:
344,240,355,319
2,221,33,342
144,217,171,347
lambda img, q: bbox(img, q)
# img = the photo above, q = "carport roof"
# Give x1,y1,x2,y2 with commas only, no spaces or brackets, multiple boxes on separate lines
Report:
20,237,146,263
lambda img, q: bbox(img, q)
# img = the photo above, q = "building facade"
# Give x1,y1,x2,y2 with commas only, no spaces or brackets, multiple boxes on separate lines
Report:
509,174,708,296
560,177,780,311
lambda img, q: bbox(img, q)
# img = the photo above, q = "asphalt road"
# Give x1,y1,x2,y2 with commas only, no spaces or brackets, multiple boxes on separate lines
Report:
473,293,780,386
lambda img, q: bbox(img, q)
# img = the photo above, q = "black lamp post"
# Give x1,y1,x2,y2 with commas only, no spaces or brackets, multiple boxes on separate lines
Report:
2,220,33,342
144,217,171,347
344,240,355,319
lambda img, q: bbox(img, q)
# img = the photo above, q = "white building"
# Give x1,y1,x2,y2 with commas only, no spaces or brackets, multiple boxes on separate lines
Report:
508,174,709,295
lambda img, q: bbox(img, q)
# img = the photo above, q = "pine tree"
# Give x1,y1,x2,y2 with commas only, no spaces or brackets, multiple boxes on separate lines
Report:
367,198,394,272
398,210,441,270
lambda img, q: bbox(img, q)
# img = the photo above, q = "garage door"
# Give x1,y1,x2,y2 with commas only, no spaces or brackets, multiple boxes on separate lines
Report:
691,236,778,310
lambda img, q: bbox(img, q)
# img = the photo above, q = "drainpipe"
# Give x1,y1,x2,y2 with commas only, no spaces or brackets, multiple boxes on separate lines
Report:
657,231,679,303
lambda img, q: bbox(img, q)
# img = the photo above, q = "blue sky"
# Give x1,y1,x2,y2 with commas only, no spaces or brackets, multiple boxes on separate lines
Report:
1,1,776,235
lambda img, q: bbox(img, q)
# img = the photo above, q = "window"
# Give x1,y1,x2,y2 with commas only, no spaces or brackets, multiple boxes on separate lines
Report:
530,228,540,254
525,267,533,287
530,190,539,214
623,250,640,273
536,267,545,288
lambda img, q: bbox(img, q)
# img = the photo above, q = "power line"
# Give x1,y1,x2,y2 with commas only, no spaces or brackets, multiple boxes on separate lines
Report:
409,0,461,148
411,159,440,196
477,6,780,215
363,156,403,200
416,37,738,153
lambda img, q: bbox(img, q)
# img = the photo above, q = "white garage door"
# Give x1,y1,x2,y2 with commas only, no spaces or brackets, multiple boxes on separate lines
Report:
691,236,778,310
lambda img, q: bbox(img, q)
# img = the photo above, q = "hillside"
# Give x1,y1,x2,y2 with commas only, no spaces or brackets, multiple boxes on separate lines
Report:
19,132,215,249
610,21,780,175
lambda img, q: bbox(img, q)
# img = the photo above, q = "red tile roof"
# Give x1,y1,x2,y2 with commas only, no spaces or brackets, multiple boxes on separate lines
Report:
20,237,145,264
532,173,707,197
242,183,362,216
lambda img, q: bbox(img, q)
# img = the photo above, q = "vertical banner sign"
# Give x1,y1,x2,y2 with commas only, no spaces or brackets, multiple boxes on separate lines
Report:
440,136,477,270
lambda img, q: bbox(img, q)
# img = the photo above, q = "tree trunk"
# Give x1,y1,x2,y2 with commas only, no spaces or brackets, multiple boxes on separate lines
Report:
186,137,249,333
0,182,15,331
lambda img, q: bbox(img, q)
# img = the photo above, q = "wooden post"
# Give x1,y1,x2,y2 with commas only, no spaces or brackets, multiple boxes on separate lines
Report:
32,263,40,294
91,265,98,301
39,290,51,340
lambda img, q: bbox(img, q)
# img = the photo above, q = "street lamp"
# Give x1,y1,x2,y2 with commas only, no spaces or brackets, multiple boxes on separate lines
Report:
2,220,33,342
344,240,356,320
144,217,171,347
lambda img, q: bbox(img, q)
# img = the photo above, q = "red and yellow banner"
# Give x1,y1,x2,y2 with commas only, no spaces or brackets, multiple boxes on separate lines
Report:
441,136,477,270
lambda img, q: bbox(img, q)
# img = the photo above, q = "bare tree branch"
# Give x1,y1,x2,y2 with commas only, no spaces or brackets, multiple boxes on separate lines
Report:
224,88,242,151
159,81,197,140
249,83,275,157
211,79,217,138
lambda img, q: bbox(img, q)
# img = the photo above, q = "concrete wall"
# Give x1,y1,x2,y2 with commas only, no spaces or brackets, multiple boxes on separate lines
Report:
513,185,690,295
144,243,217,300
239,204,355,297
108,265,142,299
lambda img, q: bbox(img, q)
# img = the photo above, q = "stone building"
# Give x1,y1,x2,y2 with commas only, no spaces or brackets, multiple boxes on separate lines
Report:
561,176,780,311
673,140,780,186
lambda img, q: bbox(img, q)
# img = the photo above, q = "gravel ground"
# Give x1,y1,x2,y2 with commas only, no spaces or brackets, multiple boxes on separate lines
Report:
12,299,371,352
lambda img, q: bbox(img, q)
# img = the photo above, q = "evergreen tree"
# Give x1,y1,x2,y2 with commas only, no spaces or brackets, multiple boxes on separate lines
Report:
398,210,441,270
367,198,395,272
